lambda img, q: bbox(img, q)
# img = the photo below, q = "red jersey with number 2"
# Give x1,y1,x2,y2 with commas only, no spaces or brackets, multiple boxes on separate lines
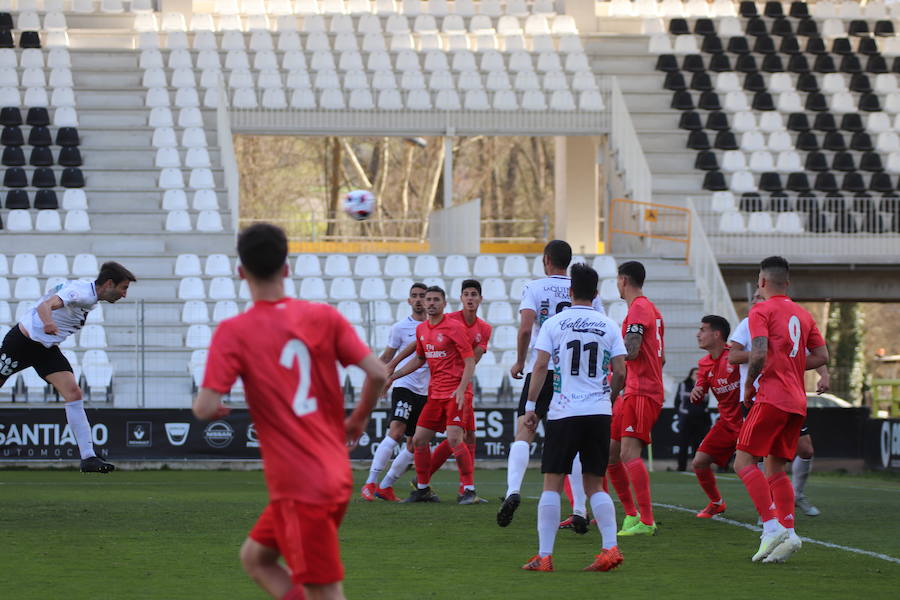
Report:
749,295,826,416
414,315,474,399
622,296,665,404
202,299,370,504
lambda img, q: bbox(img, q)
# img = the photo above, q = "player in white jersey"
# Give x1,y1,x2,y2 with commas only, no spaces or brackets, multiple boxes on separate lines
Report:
498,240,605,528
729,288,828,517
520,264,627,573
360,283,429,502
0,261,135,473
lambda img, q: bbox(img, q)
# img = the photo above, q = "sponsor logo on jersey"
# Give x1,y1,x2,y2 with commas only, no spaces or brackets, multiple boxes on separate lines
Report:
0,353,18,377
126,422,152,447
164,422,190,446
203,420,234,449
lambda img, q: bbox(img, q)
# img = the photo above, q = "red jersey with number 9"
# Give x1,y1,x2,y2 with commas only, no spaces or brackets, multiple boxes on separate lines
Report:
748,295,826,416
622,296,665,405
202,299,371,504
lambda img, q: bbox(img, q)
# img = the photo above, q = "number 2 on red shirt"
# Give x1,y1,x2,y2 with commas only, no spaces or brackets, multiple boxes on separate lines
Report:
279,338,318,417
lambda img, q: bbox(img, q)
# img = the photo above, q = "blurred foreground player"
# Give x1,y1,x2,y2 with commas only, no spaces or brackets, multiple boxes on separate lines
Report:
194,224,387,600
733,256,828,564
520,264,627,573
0,261,135,473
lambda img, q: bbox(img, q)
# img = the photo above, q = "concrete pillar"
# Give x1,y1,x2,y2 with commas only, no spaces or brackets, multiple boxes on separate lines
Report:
563,0,598,33
554,136,601,255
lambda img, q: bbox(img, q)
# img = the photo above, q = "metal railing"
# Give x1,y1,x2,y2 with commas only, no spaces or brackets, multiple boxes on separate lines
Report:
217,75,241,242
609,197,692,259
686,198,740,327
607,76,653,206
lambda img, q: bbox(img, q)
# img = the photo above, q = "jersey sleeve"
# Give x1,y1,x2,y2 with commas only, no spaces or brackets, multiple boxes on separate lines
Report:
478,322,492,352
387,322,403,350
202,322,242,394
806,318,826,350
729,318,750,348
608,326,627,358
694,359,712,394
623,301,651,337
332,309,372,367
591,296,606,315
58,282,93,308
748,304,770,340
533,320,554,354
519,282,537,313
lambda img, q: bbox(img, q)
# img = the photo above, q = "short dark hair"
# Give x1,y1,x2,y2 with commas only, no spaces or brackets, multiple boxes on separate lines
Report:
760,255,790,286
410,282,427,292
425,285,445,299
701,315,731,341
570,263,599,302
544,239,572,270
237,223,288,280
460,279,482,295
618,260,646,288
96,261,136,286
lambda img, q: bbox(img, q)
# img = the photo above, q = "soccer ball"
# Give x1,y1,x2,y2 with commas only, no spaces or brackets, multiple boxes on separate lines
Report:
343,190,376,221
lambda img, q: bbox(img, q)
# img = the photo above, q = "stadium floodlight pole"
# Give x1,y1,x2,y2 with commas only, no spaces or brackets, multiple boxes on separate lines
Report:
443,128,455,208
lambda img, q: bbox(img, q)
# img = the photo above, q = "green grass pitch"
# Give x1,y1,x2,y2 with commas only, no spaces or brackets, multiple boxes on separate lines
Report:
1,467,898,599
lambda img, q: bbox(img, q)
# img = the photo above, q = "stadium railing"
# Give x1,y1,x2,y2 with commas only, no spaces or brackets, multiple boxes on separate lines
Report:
607,76,652,208
217,74,241,243
686,197,740,327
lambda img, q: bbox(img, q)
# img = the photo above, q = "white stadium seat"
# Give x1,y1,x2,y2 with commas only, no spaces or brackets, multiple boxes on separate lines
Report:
299,277,328,300
329,277,357,300
182,300,210,324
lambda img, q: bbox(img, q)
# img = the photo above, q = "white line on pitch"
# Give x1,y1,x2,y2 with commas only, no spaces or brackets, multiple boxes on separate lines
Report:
653,501,900,565
675,471,900,494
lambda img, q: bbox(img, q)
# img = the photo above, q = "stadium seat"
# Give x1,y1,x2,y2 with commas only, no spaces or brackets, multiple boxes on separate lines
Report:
71,254,97,277
360,277,387,300
299,277,327,300
165,210,192,232
196,210,223,232
413,255,441,277
185,324,211,349
389,277,415,300
481,278,507,300
473,255,501,277
209,277,236,300
182,300,210,324
35,210,62,232
491,325,517,350
211,300,239,322
486,301,514,325
330,277,357,300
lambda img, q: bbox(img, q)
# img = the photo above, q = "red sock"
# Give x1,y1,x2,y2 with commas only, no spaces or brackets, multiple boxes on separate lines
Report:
414,445,432,486
694,467,722,503
283,586,306,600
429,440,452,476
607,462,637,516
563,476,575,508
737,465,775,522
452,442,474,487
768,472,795,530
467,442,476,462
625,458,654,526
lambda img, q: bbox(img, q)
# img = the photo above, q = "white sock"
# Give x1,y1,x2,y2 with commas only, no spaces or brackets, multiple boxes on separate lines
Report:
65,400,95,460
589,491,618,550
537,490,560,557
366,437,398,484
792,456,812,497
506,440,530,498
380,446,414,489
762,518,781,535
569,453,587,517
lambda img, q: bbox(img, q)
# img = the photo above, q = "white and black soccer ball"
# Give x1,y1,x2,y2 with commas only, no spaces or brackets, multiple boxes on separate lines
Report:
342,189,376,221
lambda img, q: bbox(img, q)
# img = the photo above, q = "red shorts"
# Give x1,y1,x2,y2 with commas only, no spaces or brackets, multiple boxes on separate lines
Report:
737,402,804,461
249,499,349,585
697,420,740,467
611,395,662,444
417,396,475,432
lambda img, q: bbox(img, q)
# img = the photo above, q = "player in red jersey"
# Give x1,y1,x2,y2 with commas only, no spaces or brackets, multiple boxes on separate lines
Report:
733,256,828,564
607,260,665,536
424,279,492,503
193,224,387,600
384,285,477,503
689,315,742,519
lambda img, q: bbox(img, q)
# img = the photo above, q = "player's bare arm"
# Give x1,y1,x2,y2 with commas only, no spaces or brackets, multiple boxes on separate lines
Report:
511,309,535,379
609,354,626,401
815,364,830,393
379,346,397,363
36,295,65,335
454,355,476,409
743,336,768,406
805,345,829,372
473,346,485,364
624,330,643,361
728,342,749,365
345,353,388,446
192,388,232,421
386,340,417,373
522,349,550,431
388,353,425,382
690,382,708,404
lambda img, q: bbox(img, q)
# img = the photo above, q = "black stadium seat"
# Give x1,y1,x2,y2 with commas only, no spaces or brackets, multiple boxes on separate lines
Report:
858,37,879,56
671,91,694,110
832,151,856,172
869,173,894,193
694,151,718,170
694,19,715,37
702,35,724,54
61,167,85,188
883,195,900,214
708,53,732,72
744,73,766,92
860,152,884,172
813,113,837,131
787,172,811,192
796,194,820,212
805,36,827,55
687,130,711,150
735,54,759,73
727,37,751,54
0,106,21,126
669,19,690,35
840,55,862,74
27,126,51,146
847,20,869,37
698,91,721,110
764,1,784,17
823,131,847,151
682,54,705,72
788,54,810,73
760,172,784,191
824,194,846,213
814,172,838,193
859,93,881,112
25,107,49,127
702,170,727,191
1,145,24,166
789,1,810,19
796,73,819,92
28,145,53,166
866,55,888,74
33,189,58,209
805,92,828,112
706,111,729,130
753,35,776,54
875,21,895,37
849,73,872,93
850,131,874,151
796,19,818,37
796,131,819,151
752,92,775,111
56,127,80,146
787,113,811,131
19,31,41,48
690,72,712,91
769,192,792,212
32,167,56,188
807,210,830,232
655,54,678,72
771,18,793,37
0,13,12,29
779,36,801,54
833,211,858,233
0,29,13,49
714,130,738,150
664,72,686,91
831,38,853,55
842,172,866,193
58,146,82,167
762,54,785,73
4,189,29,209
860,211,884,233
853,196,876,213
805,152,828,171
3,166,27,187
739,1,759,18
746,18,767,37
679,111,702,130
813,54,836,73
1,125,23,145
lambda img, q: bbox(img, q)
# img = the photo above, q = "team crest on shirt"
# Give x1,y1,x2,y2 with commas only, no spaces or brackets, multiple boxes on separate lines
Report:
475,333,482,343
726,364,734,374
436,333,445,343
